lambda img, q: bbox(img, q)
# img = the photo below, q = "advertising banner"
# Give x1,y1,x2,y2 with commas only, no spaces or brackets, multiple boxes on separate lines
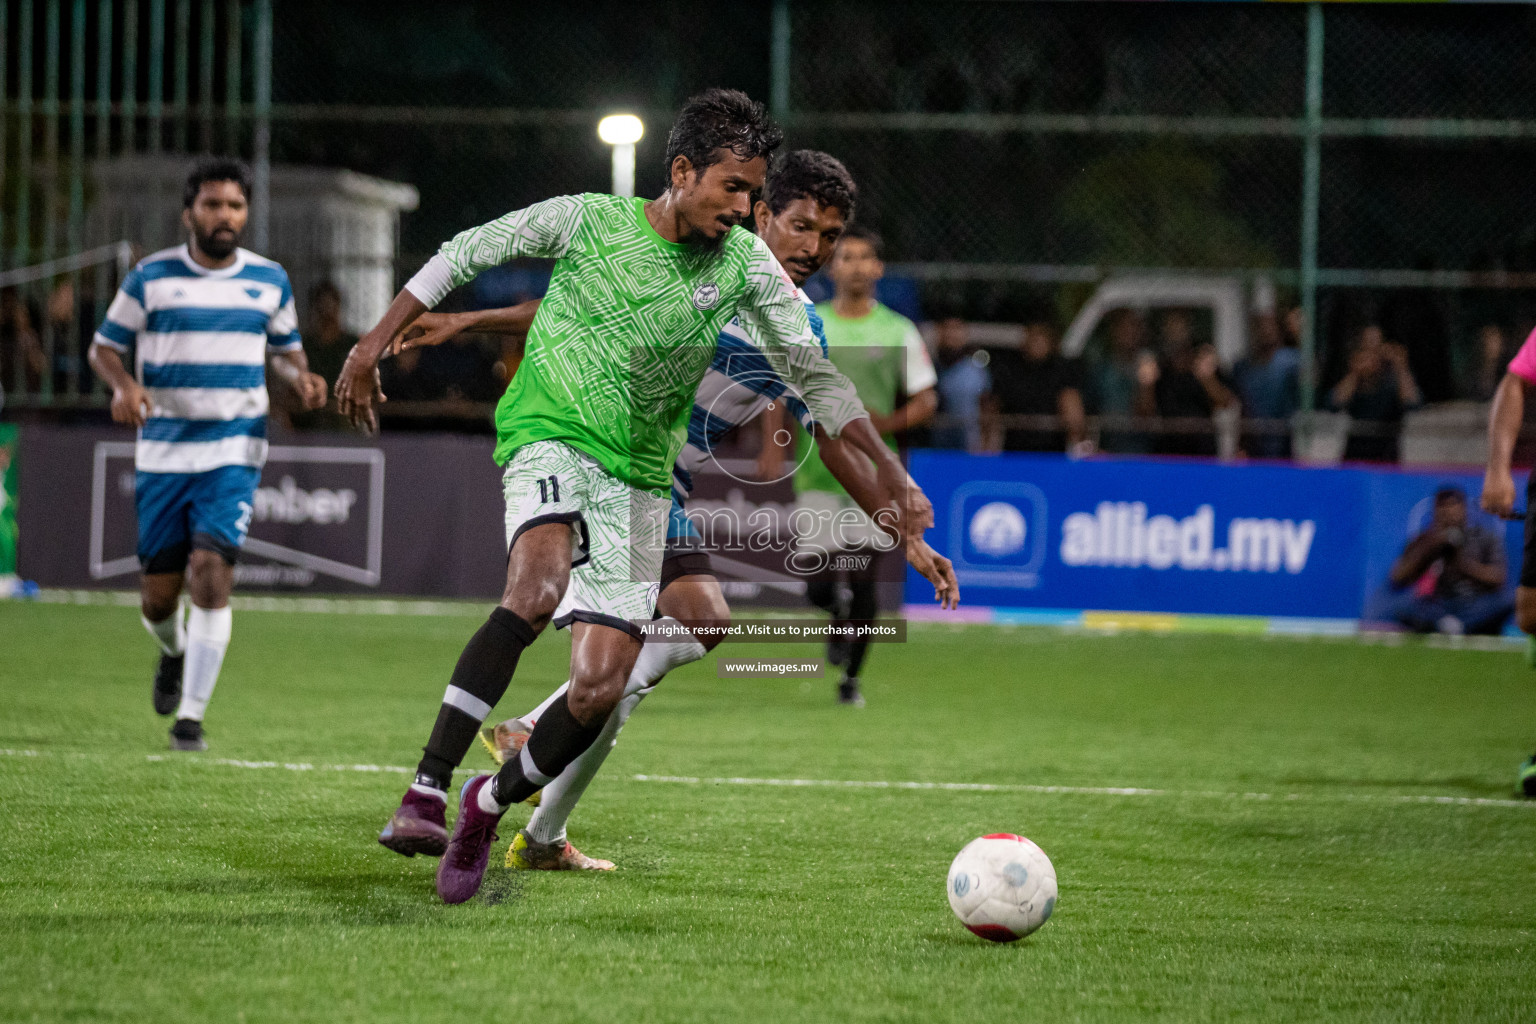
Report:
907,452,1525,625
18,426,507,597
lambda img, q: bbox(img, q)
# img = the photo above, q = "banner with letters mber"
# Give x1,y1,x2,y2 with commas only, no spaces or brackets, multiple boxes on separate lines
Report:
18,426,508,597
906,452,1525,624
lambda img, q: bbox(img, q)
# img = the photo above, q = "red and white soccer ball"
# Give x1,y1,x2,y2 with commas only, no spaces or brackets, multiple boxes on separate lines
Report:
947,834,1057,942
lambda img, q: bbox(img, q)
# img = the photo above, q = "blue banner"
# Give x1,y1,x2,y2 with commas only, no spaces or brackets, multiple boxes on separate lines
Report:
907,452,1524,624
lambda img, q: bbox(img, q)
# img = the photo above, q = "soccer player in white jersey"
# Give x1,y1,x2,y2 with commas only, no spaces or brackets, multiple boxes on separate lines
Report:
390,150,959,869
87,159,327,751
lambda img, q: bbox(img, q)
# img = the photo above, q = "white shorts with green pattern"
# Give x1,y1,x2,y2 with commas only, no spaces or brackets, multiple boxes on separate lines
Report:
502,440,668,639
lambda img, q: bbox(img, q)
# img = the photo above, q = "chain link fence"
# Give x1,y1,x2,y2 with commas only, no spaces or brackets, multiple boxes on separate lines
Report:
4,0,1536,461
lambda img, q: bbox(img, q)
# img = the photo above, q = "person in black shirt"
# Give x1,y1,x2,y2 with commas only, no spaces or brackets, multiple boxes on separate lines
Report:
985,318,1085,453
1149,310,1237,457
1328,324,1423,463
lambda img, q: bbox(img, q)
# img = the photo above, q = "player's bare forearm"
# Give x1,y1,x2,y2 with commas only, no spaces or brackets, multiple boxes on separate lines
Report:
88,342,136,393
899,389,938,432
1482,374,1526,517
814,433,899,543
354,290,429,365
1487,374,1525,475
841,416,902,478
463,300,540,335
268,349,328,410
336,290,427,433
90,342,152,427
815,431,958,608
757,402,789,480
390,300,542,358
871,390,938,436
838,416,933,537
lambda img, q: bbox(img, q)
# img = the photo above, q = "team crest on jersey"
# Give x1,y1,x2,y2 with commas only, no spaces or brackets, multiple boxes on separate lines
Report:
245,287,262,299
692,281,720,310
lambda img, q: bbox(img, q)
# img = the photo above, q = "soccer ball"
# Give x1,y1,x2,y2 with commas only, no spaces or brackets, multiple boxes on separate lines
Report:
947,834,1057,942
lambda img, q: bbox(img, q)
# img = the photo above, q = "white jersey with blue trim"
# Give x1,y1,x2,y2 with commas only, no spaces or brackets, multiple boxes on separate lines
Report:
671,286,824,502
93,244,302,474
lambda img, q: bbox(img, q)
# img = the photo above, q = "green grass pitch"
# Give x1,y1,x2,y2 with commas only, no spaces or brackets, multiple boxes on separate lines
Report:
3,600,1536,1022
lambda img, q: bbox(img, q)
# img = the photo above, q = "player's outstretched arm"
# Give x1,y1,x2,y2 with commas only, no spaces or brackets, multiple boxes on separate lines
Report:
340,196,586,433
815,429,958,609
1483,372,1527,518
335,289,428,434
388,299,542,356
734,238,932,535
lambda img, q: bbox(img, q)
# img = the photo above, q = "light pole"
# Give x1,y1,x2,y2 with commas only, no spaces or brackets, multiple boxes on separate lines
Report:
597,114,644,199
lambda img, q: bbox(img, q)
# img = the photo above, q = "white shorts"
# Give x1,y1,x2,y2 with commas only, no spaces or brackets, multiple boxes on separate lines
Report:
502,440,668,639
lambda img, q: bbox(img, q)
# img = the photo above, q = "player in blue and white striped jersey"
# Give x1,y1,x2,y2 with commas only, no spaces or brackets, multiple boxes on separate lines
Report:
87,159,328,752
392,151,957,869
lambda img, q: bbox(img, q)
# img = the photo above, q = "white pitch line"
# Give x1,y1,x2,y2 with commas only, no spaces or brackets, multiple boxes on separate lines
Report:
143,754,411,774
2,749,1532,810
629,773,1536,811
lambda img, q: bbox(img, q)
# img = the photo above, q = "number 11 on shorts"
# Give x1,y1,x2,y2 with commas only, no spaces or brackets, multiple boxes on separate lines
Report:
536,475,561,504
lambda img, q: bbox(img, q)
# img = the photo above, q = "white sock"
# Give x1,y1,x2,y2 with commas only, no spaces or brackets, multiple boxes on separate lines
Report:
477,774,509,814
524,620,708,844
631,617,708,687
523,687,651,844
518,618,705,723
141,605,186,657
409,783,447,802
174,605,232,722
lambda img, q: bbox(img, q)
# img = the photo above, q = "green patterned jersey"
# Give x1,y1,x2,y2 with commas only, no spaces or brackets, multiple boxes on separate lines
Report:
405,193,865,494
795,302,938,497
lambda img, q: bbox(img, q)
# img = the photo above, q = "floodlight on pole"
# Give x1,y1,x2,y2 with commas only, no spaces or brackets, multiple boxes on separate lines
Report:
597,114,644,198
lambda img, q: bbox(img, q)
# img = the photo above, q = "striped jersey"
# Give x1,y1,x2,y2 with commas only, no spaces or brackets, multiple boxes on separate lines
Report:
670,286,825,502
93,244,302,474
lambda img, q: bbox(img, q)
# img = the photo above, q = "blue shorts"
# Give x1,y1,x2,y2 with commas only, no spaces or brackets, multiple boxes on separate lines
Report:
136,465,261,573
667,495,701,544
662,494,713,587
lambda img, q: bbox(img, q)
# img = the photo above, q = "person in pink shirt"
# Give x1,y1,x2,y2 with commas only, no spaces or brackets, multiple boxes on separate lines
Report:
1479,323,1536,796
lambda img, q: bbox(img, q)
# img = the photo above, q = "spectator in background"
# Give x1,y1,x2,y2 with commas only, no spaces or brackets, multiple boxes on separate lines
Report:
1464,324,1508,402
929,316,990,450
1328,324,1422,462
1151,309,1237,457
44,278,88,393
1387,486,1512,635
0,287,45,403
1233,311,1299,458
1090,307,1157,454
293,281,358,430
416,332,503,403
302,281,356,387
985,316,1085,453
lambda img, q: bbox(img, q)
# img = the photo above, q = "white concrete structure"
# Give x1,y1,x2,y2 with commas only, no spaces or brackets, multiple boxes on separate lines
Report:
88,156,419,334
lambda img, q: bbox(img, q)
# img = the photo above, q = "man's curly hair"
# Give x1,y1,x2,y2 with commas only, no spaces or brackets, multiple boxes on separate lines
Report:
664,88,784,178
764,150,857,221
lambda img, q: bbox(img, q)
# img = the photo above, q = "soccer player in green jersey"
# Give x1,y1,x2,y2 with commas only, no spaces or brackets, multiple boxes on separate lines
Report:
335,90,933,903
390,150,960,870
787,226,938,706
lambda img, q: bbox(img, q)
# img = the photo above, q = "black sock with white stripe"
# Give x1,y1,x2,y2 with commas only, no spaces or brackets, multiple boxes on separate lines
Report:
415,607,537,792
487,692,607,809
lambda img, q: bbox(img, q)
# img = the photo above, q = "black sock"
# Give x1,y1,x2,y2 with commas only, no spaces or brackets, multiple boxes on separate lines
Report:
415,607,537,791
806,577,839,615
844,578,878,678
490,692,607,807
